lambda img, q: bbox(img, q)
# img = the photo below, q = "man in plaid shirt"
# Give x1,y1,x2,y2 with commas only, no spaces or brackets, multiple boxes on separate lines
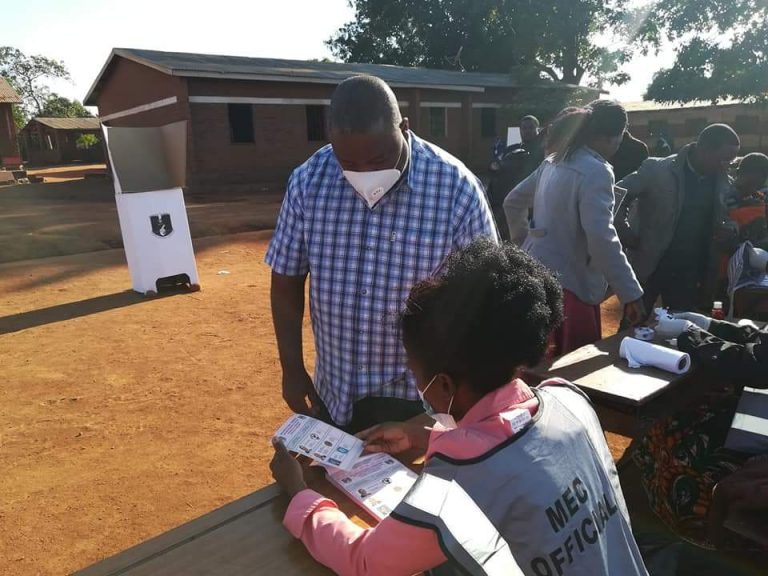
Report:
266,75,497,431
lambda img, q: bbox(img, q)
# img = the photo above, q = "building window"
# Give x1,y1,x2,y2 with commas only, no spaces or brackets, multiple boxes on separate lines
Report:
734,115,759,135
306,105,327,141
228,104,255,143
481,108,496,138
429,107,447,138
684,117,708,137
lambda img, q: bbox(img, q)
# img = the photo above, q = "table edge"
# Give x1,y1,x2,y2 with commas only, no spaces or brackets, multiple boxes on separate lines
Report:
72,484,285,576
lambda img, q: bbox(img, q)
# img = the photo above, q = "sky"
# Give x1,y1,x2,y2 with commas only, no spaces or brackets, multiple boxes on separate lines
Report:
4,0,673,108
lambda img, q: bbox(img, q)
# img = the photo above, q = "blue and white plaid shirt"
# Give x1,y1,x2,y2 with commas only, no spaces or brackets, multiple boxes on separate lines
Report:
265,132,497,424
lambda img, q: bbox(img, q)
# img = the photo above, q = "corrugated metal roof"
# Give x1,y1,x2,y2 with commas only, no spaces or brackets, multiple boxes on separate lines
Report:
31,117,101,130
0,77,22,104
623,99,745,112
85,47,581,105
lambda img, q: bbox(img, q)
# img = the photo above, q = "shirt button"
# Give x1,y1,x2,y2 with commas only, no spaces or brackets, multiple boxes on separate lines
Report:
361,289,368,295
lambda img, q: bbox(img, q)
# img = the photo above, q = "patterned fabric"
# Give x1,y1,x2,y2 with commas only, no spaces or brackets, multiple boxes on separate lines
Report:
266,132,497,424
632,399,748,548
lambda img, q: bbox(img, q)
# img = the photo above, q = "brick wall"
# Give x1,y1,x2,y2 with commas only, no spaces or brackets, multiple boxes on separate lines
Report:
628,103,768,154
189,102,325,187
96,57,188,123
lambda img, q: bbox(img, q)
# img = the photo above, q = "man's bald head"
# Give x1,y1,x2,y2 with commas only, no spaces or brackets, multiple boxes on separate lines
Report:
329,75,403,135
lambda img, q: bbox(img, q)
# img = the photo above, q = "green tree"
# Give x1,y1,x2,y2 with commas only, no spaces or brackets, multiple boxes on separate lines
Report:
327,0,634,87
639,0,768,103
12,105,26,130
38,94,92,118
75,133,99,150
0,47,70,115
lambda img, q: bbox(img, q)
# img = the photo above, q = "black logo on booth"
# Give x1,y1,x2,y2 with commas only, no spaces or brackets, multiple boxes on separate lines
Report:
150,214,173,238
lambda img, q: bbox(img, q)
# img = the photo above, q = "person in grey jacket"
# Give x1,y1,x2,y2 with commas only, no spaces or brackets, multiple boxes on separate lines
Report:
504,101,644,355
616,125,740,313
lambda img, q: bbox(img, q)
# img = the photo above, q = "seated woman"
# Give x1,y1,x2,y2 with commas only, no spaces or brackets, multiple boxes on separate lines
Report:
634,312,768,550
270,239,648,576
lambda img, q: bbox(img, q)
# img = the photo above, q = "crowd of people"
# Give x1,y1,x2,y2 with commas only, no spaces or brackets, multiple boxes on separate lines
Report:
265,74,767,575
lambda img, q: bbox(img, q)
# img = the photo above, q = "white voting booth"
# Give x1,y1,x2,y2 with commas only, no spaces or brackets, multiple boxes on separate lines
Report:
103,121,200,296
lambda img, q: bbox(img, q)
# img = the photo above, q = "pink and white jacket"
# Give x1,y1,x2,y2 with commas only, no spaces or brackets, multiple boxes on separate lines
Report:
283,378,540,576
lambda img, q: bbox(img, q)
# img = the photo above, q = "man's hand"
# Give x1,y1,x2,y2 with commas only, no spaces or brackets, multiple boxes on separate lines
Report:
270,440,307,497
282,368,320,416
357,422,431,456
623,298,646,327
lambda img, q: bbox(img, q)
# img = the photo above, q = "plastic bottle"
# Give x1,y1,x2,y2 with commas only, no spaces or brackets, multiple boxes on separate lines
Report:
711,301,725,320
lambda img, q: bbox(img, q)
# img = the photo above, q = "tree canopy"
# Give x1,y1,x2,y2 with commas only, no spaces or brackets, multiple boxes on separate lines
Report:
327,0,634,87
640,0,768,103
0,47,71,116
328,0,768,103
38,94,92,118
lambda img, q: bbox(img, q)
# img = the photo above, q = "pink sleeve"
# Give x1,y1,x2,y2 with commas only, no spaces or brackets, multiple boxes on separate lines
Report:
284,489,447,576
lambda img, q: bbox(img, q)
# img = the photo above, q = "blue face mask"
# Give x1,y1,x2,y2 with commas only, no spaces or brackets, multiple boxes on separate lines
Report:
418,374,457,429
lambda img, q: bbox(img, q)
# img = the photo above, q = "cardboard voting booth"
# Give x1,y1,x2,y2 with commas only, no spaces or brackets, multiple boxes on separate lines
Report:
103,121,199,295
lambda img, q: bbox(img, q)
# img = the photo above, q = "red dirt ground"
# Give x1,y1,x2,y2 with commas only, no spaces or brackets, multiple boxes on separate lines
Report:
0,228,623,576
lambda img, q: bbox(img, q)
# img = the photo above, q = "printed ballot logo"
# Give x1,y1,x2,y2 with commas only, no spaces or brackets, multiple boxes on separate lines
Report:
150,214,173,237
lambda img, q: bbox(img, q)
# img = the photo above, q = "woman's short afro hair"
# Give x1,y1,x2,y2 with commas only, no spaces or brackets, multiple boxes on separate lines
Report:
402,238,563,395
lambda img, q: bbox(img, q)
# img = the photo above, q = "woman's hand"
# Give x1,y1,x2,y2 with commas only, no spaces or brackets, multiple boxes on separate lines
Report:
357,422,431,455
270,440,308,497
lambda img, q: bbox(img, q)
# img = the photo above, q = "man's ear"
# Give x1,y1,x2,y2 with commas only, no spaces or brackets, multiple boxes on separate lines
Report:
400,117,410,134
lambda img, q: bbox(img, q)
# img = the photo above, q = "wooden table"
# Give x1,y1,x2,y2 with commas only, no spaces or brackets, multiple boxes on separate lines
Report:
75,439,427,575
525,330,717,432
523,329,730,464
74,478,348,575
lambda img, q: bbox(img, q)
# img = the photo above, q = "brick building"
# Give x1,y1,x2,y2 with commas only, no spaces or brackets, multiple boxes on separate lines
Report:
19,117,105,166
626,100,768,154
84,48,590,195
0,77,22,168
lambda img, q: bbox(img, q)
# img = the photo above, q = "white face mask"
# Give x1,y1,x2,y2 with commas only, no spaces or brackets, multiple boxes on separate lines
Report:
342,140,405,209
418,374,457,430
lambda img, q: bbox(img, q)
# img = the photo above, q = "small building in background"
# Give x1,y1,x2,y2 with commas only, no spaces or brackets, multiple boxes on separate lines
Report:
0,77,23,168
626,100,768,156
84,48,595,196
19,117,105,166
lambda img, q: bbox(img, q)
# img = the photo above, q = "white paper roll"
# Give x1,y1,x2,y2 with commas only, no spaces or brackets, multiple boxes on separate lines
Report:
619,337,691,374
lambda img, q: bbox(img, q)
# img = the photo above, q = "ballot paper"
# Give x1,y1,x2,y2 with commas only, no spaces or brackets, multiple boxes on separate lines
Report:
325,453,419,520
273,414,364,471
619,337,691,374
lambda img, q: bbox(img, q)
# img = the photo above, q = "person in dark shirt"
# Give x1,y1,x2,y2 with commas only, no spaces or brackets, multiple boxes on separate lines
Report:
617,124,741,312
508,115,545,174
487,115,545,238
611,130,649,181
